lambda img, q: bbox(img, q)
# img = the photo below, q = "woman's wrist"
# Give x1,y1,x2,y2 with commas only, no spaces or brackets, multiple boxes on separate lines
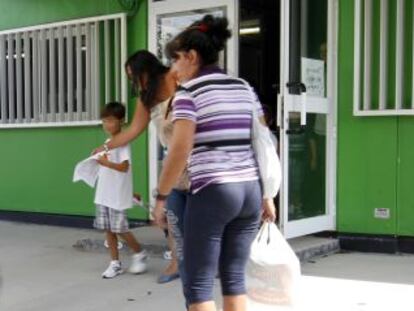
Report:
152,188,169,202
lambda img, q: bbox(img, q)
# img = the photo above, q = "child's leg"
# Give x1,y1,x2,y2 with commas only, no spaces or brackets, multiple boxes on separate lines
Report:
106,231,119,261
120,231,148,274
119,232,142,253
111,209,147,274
102,230,123,278
107,208,141,253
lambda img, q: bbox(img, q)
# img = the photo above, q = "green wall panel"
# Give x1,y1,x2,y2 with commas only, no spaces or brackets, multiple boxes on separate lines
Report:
397,0,414,236
337,0,398,235
397,117,414,236
0,0,149,220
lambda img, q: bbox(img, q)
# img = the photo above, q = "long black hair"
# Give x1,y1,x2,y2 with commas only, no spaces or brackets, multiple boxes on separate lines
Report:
125,50,169,110
165,15,232,67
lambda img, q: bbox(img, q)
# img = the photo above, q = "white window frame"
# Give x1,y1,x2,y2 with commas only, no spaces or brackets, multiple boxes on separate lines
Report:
0,13,127,128
353,0,414,116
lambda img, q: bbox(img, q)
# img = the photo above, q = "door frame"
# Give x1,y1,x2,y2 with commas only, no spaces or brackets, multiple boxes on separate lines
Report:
278,0,338,238
146,0,338,238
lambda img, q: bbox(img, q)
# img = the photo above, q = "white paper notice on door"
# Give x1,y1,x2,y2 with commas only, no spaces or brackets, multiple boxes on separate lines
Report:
301,58,325,97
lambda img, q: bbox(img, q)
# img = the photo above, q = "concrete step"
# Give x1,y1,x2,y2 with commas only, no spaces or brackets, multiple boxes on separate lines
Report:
288,236,340,262
73,225,340,262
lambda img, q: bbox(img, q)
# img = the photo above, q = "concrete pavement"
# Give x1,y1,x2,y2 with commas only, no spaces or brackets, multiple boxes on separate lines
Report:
0,221,413,311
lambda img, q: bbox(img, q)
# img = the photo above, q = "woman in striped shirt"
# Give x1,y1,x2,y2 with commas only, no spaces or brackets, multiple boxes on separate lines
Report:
153,15,276,311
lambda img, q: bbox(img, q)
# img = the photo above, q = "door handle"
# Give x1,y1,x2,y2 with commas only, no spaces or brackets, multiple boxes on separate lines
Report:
277,94,282,128
299,83,307,126
286,81,306,93
286,82,307,126
300,91,307,126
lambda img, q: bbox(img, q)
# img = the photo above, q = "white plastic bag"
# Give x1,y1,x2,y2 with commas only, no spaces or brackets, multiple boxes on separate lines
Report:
251,108,282,199
246,222,301,308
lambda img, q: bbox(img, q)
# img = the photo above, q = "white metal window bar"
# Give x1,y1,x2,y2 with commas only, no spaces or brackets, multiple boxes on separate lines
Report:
354,0,414,116
0,13,127,128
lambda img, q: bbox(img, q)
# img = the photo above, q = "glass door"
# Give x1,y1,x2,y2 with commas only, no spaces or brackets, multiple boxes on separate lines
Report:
278,0,337,238
147,0,239,206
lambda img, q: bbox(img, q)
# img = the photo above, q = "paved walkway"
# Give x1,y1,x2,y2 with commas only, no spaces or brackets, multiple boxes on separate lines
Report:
0,221,413,311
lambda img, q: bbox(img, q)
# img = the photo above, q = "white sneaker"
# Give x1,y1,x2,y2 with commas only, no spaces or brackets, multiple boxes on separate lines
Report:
128,250,148,274
102,260,123,279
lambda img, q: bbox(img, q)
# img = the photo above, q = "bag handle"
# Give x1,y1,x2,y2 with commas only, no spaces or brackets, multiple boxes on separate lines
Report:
256,222,267,243
257,221,273,245
267,221,272,244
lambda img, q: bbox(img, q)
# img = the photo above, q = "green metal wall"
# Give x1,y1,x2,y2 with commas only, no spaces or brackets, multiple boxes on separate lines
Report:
2,0,413,234
0,0,149,220
397,0,414,236
337,0,414,236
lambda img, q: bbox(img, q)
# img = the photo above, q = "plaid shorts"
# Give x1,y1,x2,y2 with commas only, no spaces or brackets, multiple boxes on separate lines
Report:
94,205,129,233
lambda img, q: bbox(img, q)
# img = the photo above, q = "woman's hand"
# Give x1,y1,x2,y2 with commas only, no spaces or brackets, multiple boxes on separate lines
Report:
262,198,277,222
91,145,105,156
152,200,168,229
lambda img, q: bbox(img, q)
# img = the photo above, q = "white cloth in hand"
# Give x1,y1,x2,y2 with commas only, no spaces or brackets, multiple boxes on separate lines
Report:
73,151,105,188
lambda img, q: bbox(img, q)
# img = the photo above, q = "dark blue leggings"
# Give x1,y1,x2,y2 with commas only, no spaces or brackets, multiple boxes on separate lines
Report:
183,180,262,305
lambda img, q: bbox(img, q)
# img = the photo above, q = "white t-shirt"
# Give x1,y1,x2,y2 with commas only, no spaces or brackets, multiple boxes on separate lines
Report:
94,143,133,211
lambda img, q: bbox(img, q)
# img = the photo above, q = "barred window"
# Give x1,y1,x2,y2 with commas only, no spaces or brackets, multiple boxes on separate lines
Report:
353,0,414,116
0,14,127,127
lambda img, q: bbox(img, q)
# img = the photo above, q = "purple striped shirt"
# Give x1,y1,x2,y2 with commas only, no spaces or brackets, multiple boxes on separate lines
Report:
172,67,263,194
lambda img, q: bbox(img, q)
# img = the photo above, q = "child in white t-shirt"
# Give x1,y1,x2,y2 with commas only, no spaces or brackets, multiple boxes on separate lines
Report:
94,102,147,279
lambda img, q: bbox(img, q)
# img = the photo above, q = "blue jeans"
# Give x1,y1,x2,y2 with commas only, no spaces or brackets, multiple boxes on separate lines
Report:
183,181,262,305
165,189,188,293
